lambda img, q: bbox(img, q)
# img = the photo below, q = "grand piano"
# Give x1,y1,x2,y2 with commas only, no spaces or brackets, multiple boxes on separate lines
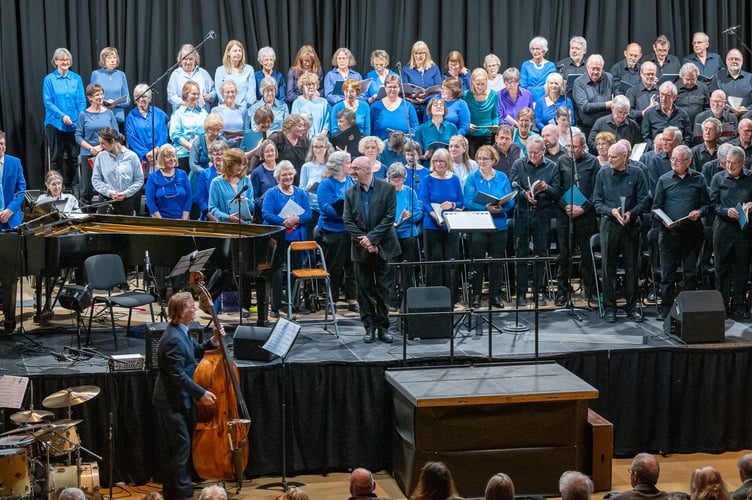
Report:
1,213,285,327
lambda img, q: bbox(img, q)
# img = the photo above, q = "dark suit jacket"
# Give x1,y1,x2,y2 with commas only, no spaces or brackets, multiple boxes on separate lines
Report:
1,154,27,229
152,322,214,411
343,178,400,263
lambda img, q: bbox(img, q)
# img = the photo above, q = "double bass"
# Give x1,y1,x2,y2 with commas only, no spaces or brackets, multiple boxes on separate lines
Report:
190,272,251,492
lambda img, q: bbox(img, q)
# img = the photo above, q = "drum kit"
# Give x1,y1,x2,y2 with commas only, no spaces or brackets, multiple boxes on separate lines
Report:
0,386,101,500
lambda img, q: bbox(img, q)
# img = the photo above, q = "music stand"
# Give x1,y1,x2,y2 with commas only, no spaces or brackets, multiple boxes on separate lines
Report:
168,248,215,279
258,317,303,492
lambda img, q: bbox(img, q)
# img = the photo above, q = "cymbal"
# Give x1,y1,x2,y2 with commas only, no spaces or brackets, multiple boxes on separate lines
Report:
10,409,54,425
42,385,100,409
49,419,83,429
0,423,51,437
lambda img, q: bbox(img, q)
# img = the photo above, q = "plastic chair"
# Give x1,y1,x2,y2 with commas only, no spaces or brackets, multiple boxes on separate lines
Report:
286,241,339,337
84,254,155,348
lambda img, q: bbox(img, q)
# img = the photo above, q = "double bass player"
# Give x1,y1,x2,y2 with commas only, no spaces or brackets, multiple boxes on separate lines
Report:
153,292,223,500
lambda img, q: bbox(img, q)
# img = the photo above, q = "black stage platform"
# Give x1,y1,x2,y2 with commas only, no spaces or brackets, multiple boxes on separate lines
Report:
2,300,752,487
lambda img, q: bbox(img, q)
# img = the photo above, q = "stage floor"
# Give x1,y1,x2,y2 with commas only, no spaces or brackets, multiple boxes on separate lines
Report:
3,294,752,376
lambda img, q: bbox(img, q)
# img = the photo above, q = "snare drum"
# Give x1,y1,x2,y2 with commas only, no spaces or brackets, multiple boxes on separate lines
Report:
0,448,32,499
0,435,41,458
48,462,100,500
38,426,80,456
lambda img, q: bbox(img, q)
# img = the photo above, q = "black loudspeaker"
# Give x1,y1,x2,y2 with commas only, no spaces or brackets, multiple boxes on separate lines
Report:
405,286,452,340
233,325,276,362
145,321,204,370
663,290,726,343
58,285,92,312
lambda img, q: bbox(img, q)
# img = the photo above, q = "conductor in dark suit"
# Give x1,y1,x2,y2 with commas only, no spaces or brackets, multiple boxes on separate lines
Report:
152,292,220,500
343,155,400,343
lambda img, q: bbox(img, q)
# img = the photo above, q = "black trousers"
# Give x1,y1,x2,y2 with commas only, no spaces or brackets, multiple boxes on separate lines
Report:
713,218,751,310
0,273,17,333
79,154,95,206
515,208,553,297
317,229,356,301
354,253,393,331
600,218,641,313
156,405,195,500
423,229,460,303
45,124,78,188
658,222,704,312
556,210,597,296
468,230,507,300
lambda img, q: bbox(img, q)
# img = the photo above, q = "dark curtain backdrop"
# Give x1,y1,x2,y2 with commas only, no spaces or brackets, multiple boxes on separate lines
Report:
0,0,751,188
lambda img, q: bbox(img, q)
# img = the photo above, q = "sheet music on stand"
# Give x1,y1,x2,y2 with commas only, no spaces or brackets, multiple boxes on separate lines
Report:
443,211,496,232
168,248,216,278
0,375,30,409
262,317,302,359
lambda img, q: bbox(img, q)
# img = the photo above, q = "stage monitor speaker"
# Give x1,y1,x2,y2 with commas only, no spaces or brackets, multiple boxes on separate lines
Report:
145,321,204,370
406,286,452,340
663,290,725,343
233,325,276,362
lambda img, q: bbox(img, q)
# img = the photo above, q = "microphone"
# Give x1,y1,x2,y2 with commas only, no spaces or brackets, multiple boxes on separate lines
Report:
722,25,741,34
558,64,565,74
231,184,249,203
207,30,217,39
395,61,402,71
511,181,522,190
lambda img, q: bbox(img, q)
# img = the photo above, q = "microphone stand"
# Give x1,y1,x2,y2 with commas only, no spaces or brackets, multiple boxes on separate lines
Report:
723,27,752,60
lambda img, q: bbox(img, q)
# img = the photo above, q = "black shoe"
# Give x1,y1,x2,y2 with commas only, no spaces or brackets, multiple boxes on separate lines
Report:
347,302,360,313
627,310,644,323
537,293,547,307
733,308,751,320
269,310,279,318
491,297,504,309
588,291,599,304
657,308,668,321
604,310,617,323
378,328,393,343
516,296,528,307
363,328,375,343
554,294,567,307
471,296,482,308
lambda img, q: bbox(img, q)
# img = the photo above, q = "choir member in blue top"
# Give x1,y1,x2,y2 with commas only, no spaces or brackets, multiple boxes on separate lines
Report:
404,142,431,191
169,81,209,172
414,98,459,160
286,45,324,105
43,47,86,188
443,51,471,91
248,78,289,133
250,139,279,223
214,40,256,109
359,136,388,180
378,131,408,168
498,67,535,126
262,161,313,316
197,140,228,221
146,144,192,220
188,113,225,218
75,83,118,207
513,107,538,157
316,151,358,310
324,48,363,106
463,68,499,156
300,135,333,212
210,80,247,148
520,37,557,101
125,83,169,168
387,162,423,280
254,47,286,102
370,74,419,140
440,78,471,136
166,44,216,112
420,148,464,303
90,47,130,126
240,106,273,161
329,79,371,136
463,145,515,308
365,49,398,103
291,72,330,137
402,40,443,118
208,148,254,223
534,73,575,132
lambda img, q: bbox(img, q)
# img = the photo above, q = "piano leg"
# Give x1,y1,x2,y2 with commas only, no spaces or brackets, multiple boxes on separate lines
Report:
255,276,268,326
